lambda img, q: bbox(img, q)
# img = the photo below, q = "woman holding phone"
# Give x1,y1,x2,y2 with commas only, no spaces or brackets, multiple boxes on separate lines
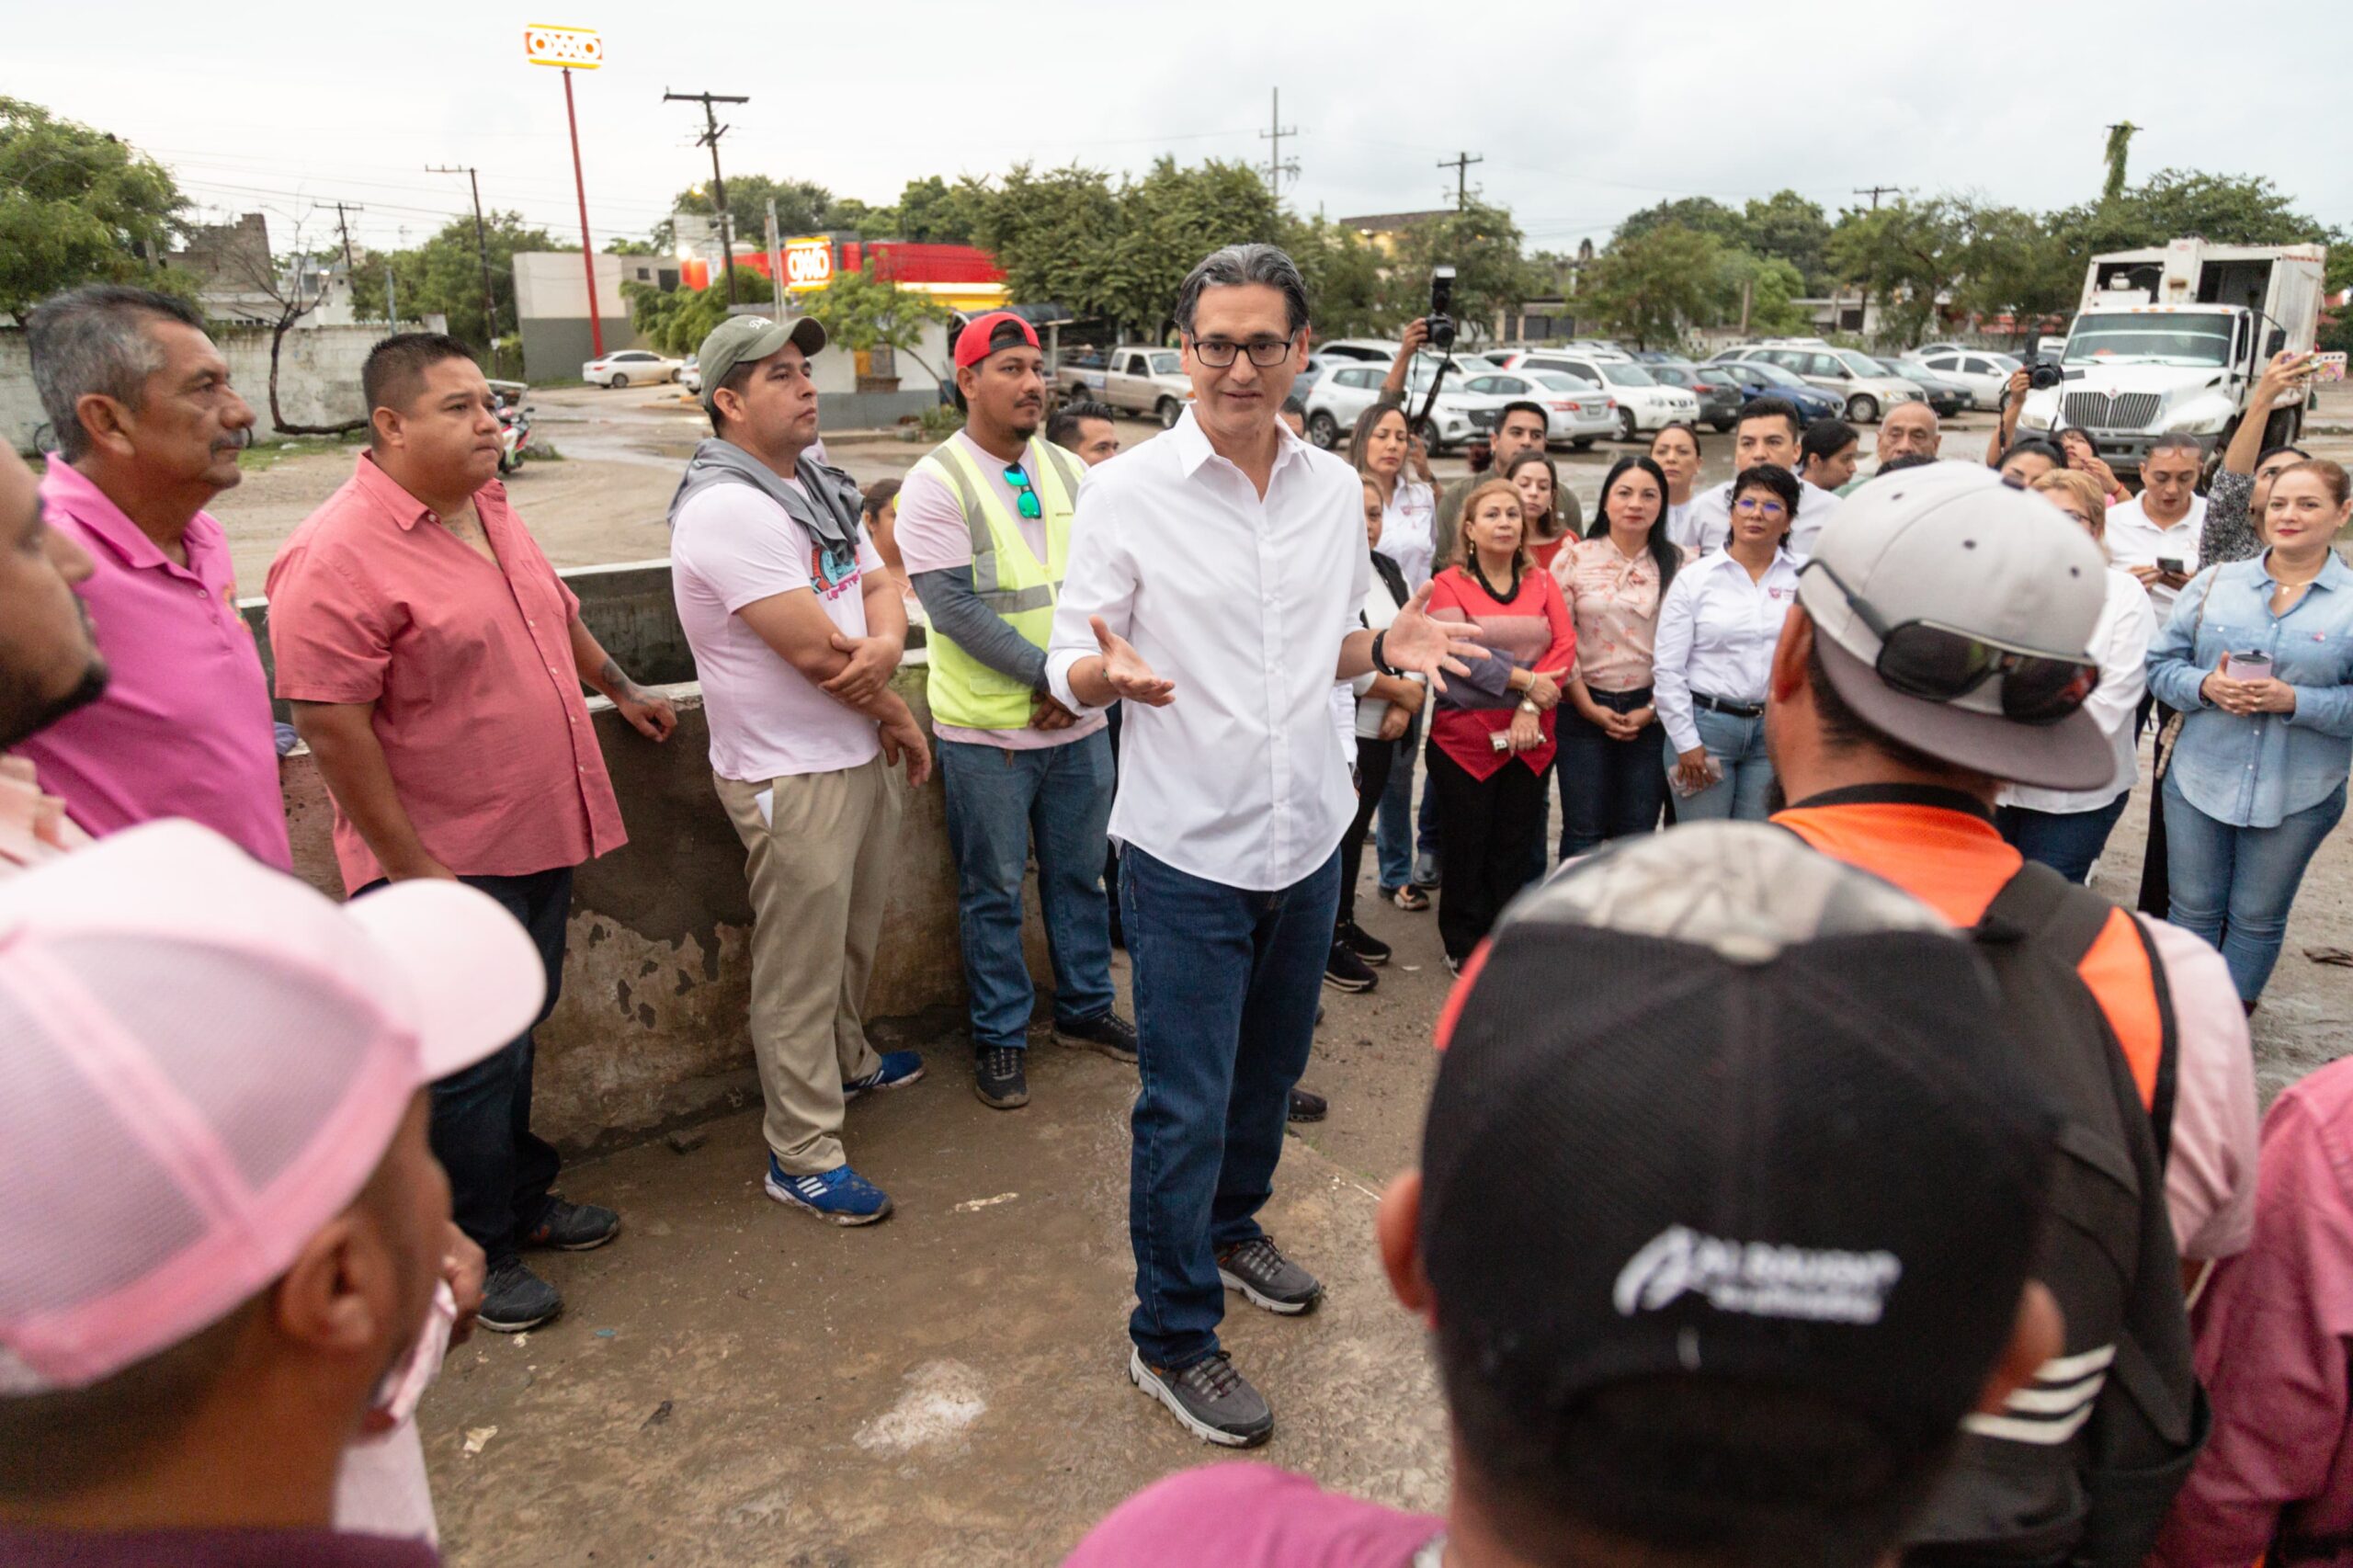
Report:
2147,459,2353,1006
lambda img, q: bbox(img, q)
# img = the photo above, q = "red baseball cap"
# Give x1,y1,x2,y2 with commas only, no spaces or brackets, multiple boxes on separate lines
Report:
955,311,1039,369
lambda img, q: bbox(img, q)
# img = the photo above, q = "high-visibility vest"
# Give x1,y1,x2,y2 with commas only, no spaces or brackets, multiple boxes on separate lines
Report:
912,434,1085,730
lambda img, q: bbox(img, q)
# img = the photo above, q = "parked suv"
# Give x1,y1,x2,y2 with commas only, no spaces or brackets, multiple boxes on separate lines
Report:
1708,340,1924,424
1492,350,1699,440
1643,360,1744,431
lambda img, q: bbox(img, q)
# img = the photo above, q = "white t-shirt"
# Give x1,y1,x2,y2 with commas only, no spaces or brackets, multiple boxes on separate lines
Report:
1376,480,1439,590
670,479,885,782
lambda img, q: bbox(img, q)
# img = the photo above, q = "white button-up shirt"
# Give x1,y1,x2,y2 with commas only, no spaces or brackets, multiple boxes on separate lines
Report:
1047,410,1370,892
1652,547,1803,755
1998,565,2154,816
1676,476,1843,559
2103,493,2208,625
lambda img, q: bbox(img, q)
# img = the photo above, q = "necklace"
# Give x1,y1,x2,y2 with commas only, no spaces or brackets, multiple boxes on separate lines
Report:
1467,555,1521,602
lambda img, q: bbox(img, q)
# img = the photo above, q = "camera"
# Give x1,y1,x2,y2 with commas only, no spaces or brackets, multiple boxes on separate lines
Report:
2024,355,2063,392
1427,266,1457,352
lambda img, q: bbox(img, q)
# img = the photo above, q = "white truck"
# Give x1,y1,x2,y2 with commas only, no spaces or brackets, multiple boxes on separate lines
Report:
2018,238,2328,472
1055,345,1193,428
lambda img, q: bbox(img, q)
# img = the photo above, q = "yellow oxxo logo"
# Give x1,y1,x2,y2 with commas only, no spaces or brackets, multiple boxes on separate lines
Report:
523,24,602,67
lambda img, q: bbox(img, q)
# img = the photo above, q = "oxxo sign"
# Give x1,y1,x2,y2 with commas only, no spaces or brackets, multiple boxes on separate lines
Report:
523,24,602,67
785,239,835,289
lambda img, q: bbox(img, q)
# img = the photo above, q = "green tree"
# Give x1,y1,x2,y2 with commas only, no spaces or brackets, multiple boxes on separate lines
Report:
2102,122,2139,203
1714,248,1811,336
1742,189,1834,290
347,211,566,358
895,176,990,244
1104,157,1284,339
2055,167,2329,254
1575,223,1724,349
972,163,1125,327
1284,214,1389,337
1614,196,1745,247
1825,198,1965,347
802,260,954,383
0,97,188,318
620,277,735,359
1950,200,2077,348
1380,199,1541,345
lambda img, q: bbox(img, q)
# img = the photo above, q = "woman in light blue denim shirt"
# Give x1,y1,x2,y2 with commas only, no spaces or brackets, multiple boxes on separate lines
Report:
2146,460,2353,1004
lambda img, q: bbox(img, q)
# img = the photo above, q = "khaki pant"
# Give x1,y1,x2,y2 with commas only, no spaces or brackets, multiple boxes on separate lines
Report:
715,757,903,1175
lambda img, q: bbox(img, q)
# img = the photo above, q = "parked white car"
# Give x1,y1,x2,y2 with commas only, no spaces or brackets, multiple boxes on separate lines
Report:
584,349,686,388
1709,341,1925,423
677,363,702,394
1907,348,2021,411
1455,369,1615,450
1493,351,1698,440
1300,362,1484,452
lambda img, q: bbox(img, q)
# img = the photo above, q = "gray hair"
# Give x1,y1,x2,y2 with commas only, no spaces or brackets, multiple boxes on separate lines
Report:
24,286,208,460
2145,431,2204,462
1172,244,1310,340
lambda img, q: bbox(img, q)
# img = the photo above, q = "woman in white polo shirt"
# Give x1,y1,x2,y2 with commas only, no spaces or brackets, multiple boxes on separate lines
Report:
1349,403,1442,910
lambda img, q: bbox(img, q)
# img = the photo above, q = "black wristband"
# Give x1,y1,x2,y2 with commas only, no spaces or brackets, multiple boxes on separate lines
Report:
1370,629,1400,678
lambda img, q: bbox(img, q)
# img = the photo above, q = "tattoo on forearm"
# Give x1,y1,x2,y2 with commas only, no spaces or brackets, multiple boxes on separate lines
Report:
597,655,643,702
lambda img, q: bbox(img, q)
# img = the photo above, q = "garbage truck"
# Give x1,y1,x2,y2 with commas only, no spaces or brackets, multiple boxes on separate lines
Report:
2017,237,2327,472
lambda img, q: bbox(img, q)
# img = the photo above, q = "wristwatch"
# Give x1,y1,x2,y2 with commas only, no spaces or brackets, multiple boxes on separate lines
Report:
1518,697,1540,715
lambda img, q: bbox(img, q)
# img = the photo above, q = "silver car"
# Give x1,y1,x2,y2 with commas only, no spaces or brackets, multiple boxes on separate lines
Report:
1716,342,1925,424
1909,349,2022,411
1453,370,1615,449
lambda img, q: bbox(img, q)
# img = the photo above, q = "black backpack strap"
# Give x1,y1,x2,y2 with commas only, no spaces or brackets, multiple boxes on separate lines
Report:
1974,858,2112,962
2126,915,2180,1170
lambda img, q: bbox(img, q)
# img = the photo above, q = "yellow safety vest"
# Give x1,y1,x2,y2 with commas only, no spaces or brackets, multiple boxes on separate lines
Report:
913,434,1084,730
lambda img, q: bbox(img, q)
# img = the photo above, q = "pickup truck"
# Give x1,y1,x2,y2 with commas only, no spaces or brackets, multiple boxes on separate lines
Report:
1056,345,1192,428
2018,238,2328,472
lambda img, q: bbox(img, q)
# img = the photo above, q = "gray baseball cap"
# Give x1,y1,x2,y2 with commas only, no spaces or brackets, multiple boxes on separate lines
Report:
1796,462,2113,791
696,313,826,410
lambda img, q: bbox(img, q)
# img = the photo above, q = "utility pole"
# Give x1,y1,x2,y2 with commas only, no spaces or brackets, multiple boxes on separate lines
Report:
383,260,398,332
333,201,362,272
1438,151,1484,213
765,198,784,311
1853,184,1900,210
427,165,501,357
665,88,749,303
1259,88,1299,205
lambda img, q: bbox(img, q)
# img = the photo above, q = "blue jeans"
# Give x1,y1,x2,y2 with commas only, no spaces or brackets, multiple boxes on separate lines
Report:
1997,794,2131,886
1666,706,1775,822
1375,710,1423,889
1120,843,1340,1369
1557,686,1667,859
2164,774,2346,1002
938,732,1118,1051
361,865,570,1270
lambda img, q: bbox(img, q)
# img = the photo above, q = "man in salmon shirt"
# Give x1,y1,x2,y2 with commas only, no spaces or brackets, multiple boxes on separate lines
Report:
1762,461,2256,1563
267,333,676,1335
17,286,289,867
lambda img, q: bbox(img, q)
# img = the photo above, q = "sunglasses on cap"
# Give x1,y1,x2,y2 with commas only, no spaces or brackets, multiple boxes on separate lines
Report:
1803,559,2098,725
1004,462,1042,521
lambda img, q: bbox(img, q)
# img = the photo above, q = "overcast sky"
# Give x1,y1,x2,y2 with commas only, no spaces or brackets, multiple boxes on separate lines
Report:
12,0,2343,261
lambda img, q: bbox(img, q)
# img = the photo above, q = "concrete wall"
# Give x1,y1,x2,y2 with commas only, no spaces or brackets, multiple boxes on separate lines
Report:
256,561,1047,1156
3,324,378,453
514,251,642,383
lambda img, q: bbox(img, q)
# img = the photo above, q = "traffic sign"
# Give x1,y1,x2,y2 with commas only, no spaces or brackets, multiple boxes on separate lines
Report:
524,25,602,68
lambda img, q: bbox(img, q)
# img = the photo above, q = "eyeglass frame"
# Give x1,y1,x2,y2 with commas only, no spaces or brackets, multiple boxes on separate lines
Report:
1186,332,1303,369
1801,557,2099,723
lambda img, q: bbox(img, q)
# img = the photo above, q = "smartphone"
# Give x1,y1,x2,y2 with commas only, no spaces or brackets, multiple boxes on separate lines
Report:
2224,651,2273,682
2156,556,2185,575
2312,351,2348,383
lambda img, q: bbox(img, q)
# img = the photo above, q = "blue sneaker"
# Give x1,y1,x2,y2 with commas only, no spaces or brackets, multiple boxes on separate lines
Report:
765,1157,892,1226
843,1049,925,1101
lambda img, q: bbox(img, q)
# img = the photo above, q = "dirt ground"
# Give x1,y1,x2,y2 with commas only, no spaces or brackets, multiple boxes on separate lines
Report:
240,379,2350,1565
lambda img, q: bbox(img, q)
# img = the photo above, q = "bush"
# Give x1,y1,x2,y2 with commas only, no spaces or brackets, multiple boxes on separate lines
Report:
918,403,964,441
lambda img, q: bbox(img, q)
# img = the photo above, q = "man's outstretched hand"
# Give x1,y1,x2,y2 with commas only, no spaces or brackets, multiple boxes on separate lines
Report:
1384,584,1489,693
1092,615,1175,706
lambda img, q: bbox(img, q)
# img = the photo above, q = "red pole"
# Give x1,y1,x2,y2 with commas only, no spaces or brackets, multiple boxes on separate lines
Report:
564,66,603,358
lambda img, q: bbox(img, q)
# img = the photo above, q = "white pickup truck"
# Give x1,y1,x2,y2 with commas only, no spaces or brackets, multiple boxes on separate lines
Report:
1055,345,1192,428
2018,238,2327,472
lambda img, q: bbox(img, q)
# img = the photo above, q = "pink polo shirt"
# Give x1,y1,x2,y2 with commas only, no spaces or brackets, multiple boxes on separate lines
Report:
266,454,625,892
13,460,290,869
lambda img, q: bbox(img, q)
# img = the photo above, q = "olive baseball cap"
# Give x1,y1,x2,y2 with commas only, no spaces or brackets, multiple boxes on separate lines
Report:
1797,462,2113,791
696,313,827,410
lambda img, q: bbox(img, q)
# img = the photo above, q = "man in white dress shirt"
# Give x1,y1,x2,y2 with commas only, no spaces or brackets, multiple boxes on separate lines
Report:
1045,244,1477,1449
1676,398,1844,557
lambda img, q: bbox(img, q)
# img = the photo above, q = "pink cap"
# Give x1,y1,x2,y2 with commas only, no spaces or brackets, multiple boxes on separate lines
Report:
0,822,545,1394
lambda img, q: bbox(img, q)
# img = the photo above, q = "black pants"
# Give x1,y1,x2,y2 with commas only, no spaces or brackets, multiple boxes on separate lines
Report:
361,865,571,1269
1336,732,1398,927
1554,686,1667,859
1427,740,1546,963
1105,701,1124,938
2136,697,2177,919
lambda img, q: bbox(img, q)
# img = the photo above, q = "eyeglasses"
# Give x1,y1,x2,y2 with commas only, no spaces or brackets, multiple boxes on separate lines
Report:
1802,559,2099,725
1188,335,1297,369
1003,463,1042,521
1733,496,1789,519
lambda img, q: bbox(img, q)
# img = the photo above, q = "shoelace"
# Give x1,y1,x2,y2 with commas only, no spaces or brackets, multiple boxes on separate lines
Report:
1225,1237,1282,1278
1181,1352,1245,1401
980,1048,1022,1074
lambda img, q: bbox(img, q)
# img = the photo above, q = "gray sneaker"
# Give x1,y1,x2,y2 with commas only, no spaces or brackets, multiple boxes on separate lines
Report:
1129,1346,1273,1448
1217,1234,1324,1314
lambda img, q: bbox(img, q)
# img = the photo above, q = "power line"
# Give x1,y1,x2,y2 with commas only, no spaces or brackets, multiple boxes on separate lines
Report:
1259,88,1299,206
1438,150,1483,213
664,88,749,303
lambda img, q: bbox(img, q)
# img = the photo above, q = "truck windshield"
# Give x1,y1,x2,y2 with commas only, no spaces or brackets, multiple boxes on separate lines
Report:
2064,312,2234,367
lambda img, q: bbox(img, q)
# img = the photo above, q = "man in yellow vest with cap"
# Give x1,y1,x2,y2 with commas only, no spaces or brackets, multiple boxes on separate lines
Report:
895,312,1137,1110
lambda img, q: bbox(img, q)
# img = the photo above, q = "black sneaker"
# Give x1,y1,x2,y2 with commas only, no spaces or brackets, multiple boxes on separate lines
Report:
477,1260,562,1333
1287,1085,1327,1123
1128,1347,1273,1448
974,1046,1029,1109
1324,939,1378,993
1336,919,1392,966
1217,1233,1324,1314
520,1198,620,1252
1053,1010,1139,1064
